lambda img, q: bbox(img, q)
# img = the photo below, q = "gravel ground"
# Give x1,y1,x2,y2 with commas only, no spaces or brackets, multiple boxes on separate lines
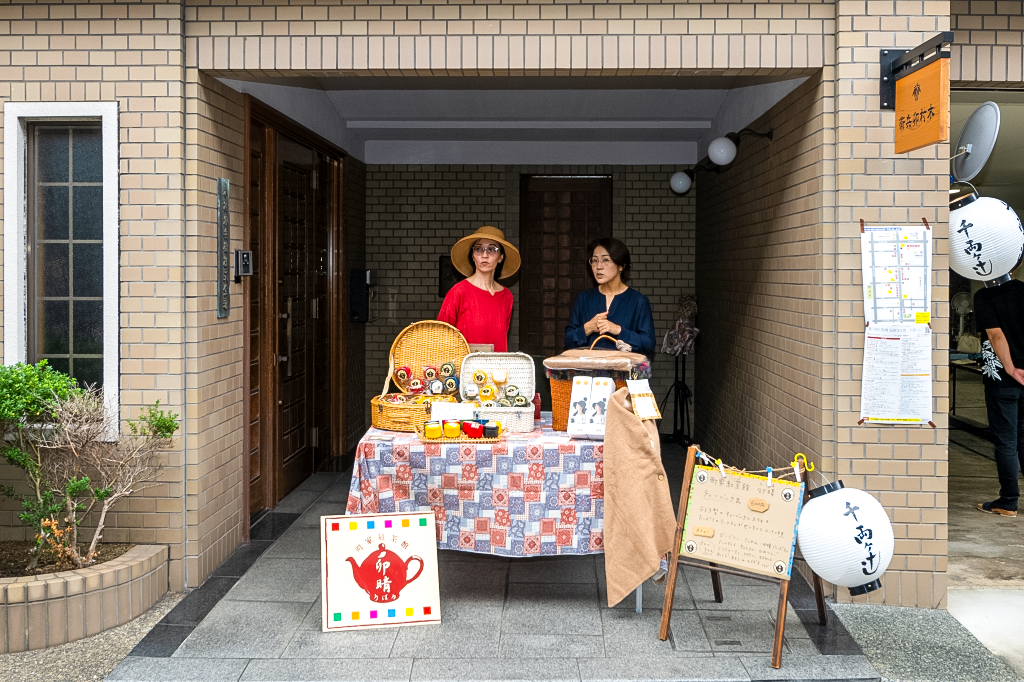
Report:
0,591,186,682
832,602,1023,682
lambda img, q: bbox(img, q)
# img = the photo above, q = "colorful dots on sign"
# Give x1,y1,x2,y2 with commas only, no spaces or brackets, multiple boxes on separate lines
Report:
419,518,427,526
388,609,396,617
424,606,432,615
333,613,341,622
406,608,414,616
370,611,378,619
402,519,410,527
332,522,340,531
367,521,375,529
349,521,358,530
385,520,392,528
352,612,359,620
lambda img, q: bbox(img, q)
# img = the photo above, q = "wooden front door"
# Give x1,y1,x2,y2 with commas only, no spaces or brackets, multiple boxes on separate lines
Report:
519,176,613,357
245,101,343,516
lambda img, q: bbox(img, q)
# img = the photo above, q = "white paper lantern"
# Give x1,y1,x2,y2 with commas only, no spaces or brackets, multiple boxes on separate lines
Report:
796,482,895,596
949,192,1024,281
707,136,738,166
669,171,692,194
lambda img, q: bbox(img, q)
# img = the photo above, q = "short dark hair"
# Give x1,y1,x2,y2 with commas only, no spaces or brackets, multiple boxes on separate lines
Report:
467,239,506,280
587,237,631,284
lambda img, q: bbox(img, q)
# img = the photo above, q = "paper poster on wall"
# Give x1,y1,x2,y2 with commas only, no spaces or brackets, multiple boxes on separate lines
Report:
861,224,932,325
859,323,933,425
321,512,440,631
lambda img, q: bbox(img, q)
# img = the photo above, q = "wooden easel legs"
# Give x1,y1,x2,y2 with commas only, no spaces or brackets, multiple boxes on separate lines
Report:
659,445,829,670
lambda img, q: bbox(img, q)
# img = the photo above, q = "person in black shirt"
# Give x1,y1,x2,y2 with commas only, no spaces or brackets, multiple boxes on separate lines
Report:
973,277,1024,517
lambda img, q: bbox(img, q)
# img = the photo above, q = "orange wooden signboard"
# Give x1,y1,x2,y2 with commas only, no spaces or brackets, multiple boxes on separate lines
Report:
894,57,949,154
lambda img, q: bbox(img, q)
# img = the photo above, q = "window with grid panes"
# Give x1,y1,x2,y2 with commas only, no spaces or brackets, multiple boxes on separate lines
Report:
27,124,104,387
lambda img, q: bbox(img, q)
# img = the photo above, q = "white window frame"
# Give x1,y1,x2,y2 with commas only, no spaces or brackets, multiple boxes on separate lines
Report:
3,102,120,414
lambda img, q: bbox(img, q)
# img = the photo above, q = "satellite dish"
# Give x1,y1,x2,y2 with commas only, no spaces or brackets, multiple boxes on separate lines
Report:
952,101,1000,182
951,290,973,341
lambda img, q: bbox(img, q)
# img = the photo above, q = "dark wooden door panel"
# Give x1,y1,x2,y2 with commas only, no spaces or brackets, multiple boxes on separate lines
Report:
279,158,315,497
246,124,267,515
520,177,612,357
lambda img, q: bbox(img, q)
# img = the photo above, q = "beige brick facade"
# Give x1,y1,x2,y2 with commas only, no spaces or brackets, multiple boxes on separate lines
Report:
0,0,1007,610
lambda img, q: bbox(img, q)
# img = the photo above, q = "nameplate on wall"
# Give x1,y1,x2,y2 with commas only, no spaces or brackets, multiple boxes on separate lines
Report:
217,178,230,319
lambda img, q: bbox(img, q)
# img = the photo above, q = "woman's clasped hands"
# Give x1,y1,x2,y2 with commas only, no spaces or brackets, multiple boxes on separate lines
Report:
584,311,621,337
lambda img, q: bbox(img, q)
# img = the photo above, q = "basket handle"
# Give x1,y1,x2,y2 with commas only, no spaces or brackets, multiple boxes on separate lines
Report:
381,356,395,398
589,334,618,350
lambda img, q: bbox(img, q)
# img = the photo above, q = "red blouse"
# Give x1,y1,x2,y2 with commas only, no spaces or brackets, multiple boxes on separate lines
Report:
437,279,513,352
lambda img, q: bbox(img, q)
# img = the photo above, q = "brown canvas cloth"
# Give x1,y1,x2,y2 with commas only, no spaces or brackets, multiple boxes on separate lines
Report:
602,387,677,607
543,347,647,372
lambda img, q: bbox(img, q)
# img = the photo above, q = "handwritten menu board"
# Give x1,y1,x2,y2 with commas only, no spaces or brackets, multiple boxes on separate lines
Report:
681,466,804,580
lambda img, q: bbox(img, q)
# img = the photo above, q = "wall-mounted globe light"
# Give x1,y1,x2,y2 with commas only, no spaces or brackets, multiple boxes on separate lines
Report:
707,136,738,166
669,171,692,195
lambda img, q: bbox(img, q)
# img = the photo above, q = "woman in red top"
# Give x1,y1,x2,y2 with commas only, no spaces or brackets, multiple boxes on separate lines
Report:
438,226,520,352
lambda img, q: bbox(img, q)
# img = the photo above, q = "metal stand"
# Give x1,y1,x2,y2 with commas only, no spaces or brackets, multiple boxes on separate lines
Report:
659,353,691,446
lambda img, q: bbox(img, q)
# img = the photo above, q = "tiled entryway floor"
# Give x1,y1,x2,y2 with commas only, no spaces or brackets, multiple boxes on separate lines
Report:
107,470,879,682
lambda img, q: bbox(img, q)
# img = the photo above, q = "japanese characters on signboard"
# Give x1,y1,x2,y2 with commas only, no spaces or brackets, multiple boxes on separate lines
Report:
321,512,441,631
894,56,949,154
680,466,804,580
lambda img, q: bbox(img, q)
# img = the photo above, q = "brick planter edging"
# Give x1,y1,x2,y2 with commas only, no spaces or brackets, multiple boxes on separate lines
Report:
0,544,169,654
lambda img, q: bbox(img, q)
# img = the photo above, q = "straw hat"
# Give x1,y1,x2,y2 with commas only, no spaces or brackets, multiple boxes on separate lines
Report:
450,226,521,278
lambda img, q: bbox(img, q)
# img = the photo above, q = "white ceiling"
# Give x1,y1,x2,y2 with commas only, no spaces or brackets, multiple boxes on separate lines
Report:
221,75,806,164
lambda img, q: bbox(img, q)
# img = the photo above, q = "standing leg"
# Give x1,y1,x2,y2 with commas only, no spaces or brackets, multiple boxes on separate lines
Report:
660,445,699,640
812,572,827,625
709,562,724,603
771,579,790,669
984,383,1021,512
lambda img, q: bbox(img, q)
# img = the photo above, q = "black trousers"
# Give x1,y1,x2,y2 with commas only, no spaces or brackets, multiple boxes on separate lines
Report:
984,381,1024,510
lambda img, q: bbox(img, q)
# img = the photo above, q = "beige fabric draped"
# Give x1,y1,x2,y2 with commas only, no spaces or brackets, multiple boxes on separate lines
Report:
602,387,677,607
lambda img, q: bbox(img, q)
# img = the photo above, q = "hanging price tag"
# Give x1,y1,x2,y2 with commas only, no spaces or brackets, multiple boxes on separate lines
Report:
626,379,662,420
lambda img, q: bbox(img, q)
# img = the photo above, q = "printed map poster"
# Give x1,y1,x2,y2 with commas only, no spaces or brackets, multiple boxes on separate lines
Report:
321,512,440,631
861,225,932,325
681,466,804,580
859,323,933,425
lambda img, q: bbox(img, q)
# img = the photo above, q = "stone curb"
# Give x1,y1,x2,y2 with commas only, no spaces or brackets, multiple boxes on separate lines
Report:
0,544,168,654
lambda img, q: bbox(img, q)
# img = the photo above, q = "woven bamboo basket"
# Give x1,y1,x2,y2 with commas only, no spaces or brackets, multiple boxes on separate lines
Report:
384,320,471,394
545,335,647,433
459,352,536,432
370,395,456,433
371,320,470,432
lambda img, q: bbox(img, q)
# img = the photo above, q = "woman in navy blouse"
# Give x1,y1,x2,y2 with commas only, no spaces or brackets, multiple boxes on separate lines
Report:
564,238,656,358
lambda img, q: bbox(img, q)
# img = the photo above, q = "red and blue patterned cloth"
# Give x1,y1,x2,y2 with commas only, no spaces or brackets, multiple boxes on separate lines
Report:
346,416,605,555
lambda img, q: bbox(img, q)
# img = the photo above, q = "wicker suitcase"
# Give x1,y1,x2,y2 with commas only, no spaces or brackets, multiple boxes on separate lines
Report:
371,320,470,432
459,351,536,432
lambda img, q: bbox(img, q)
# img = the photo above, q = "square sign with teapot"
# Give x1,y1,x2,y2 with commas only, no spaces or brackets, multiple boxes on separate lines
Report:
321,512,441,631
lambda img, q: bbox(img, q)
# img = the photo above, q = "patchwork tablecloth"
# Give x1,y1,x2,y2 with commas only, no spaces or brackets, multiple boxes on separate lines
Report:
346,415,605,555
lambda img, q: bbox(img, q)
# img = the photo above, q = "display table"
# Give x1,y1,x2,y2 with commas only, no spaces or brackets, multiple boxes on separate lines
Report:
346,414,606,556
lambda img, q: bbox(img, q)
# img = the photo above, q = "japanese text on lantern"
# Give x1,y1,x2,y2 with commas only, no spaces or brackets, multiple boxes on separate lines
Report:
894,57,949,154
955,218,992,278
842,501,880,577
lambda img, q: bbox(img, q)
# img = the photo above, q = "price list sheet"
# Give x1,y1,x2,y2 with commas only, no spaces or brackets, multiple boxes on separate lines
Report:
861,224,932,325
859,324,933,425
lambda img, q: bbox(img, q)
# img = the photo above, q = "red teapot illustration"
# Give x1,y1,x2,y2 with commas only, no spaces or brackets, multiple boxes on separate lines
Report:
346,543,424,603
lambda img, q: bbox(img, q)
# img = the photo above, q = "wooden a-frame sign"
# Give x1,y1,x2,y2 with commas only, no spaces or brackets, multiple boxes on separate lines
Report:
659,446,829,669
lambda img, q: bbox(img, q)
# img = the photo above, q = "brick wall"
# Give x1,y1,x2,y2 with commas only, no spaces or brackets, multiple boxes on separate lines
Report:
0,0,191,591
951,1,1024,85
187,1,829,78
182,70,246,586
695,75,829,480
363,165,695,423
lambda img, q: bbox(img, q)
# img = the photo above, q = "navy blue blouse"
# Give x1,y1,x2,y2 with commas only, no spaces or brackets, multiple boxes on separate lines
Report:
564,287,656,358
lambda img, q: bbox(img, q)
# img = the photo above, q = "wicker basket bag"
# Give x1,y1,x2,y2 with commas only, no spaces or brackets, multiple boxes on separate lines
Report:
370,320,470,432
459,352,536,432
543,335,651,432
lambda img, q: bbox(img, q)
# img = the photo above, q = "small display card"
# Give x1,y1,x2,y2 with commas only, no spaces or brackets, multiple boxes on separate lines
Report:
626,379,662,420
